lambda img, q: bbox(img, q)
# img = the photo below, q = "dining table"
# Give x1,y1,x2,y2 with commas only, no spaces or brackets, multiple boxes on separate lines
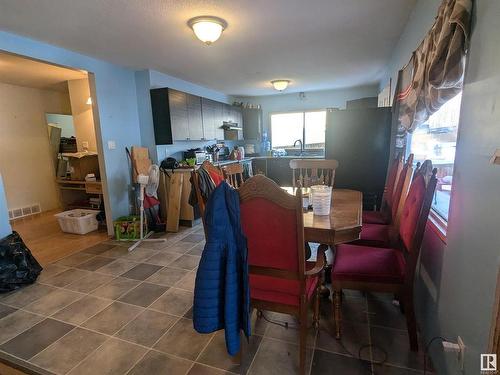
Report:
283,187,363,247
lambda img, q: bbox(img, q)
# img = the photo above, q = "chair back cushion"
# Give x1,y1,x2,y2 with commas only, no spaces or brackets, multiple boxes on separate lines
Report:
240,197,298,272
399,174,426,251
385,158,400,207
391,162,410,219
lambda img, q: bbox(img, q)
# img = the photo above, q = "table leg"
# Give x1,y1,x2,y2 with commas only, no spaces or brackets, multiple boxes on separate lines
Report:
318,244,331,298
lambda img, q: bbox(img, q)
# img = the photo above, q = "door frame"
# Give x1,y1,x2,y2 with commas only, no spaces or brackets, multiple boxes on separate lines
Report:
489,268,500,356
0,50,114,234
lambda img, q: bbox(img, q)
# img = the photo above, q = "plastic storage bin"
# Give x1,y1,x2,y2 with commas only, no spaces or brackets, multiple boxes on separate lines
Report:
55,209,100,235
311,185,333,216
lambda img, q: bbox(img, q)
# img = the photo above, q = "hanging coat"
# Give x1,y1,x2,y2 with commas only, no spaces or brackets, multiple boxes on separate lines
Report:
193,182,250,356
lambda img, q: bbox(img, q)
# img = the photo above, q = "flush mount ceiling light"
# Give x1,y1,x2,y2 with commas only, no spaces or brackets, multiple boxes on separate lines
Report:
188,16,227,45
271,80,290,92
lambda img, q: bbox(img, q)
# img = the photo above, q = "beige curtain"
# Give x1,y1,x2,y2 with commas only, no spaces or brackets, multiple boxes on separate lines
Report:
393,0,472,138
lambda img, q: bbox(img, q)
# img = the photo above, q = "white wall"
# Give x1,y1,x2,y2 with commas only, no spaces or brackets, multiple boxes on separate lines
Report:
233,84,379,136
0,82,71,212
68,78,97,152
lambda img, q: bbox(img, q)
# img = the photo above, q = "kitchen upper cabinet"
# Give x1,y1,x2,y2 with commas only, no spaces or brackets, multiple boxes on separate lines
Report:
186,94,204,140
150,88,173,144
214,101,224,140
242,107,263,140
201,98,216,141
151,87,242,144
222,104,231,123
168,89,190,141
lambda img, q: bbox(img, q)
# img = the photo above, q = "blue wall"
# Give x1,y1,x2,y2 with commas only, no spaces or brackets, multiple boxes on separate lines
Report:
0,175,12,238
381,1,500,373
0,31,142,223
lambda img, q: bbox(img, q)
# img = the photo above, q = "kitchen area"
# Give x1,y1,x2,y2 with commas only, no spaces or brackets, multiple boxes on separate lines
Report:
150,86,332,228
150,86,391,229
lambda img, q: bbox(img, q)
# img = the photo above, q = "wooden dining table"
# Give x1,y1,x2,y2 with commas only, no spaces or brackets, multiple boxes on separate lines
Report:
283,187,363,247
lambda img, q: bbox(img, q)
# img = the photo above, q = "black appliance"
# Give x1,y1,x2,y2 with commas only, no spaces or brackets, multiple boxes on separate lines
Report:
325,107,392,210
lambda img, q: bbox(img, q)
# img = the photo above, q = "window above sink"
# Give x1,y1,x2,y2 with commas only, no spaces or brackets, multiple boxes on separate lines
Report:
270,110,326,154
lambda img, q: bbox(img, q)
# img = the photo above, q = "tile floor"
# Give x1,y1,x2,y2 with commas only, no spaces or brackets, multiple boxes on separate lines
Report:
0,224,429,375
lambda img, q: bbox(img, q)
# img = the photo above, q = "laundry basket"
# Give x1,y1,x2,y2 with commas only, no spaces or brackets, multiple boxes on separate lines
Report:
55,209,100,235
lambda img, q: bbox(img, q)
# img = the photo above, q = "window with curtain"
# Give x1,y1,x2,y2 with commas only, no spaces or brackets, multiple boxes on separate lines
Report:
271,110,326,150
408,92,462,221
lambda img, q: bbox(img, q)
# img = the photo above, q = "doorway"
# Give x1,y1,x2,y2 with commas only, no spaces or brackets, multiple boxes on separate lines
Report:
0,51,111,264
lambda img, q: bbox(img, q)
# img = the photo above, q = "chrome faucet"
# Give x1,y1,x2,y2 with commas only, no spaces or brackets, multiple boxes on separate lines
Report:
293,139,304,155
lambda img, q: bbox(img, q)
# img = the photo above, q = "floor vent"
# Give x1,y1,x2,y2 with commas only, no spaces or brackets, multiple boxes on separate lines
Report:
8,203,42,220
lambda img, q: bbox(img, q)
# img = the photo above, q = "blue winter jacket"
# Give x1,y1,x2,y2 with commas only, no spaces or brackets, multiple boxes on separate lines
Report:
193,182,251,356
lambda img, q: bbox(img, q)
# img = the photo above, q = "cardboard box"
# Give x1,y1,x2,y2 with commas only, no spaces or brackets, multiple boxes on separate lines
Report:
68,155,100,181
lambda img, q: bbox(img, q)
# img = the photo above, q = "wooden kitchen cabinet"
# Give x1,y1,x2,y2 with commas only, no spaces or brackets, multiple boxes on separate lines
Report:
201,98,222,141
168,89,190,141
214,101,225,140
151,87,241,144
187,94,204,140
242,107,263,140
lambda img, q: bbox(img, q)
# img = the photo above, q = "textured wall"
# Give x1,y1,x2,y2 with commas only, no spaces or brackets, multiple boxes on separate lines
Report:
0,82,70,212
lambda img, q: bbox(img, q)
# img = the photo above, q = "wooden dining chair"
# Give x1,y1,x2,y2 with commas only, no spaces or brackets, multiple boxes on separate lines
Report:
289,159,339,188
331,160,437,351
221,163,244,188
362,153,403,225
191,160,224,233
353,154,415,248
239,175,326,375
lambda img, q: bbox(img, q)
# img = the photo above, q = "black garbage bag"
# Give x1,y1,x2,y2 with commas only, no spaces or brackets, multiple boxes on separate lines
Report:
0,231,42,293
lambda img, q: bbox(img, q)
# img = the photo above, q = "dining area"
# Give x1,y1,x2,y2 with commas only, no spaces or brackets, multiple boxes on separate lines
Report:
191,154,438,375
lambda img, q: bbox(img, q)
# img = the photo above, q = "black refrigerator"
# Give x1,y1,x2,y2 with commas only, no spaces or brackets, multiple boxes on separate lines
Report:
325,107,392,210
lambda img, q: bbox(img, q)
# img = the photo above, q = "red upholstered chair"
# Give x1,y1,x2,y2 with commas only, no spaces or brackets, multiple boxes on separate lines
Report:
354,154,415,248
362,154,403,225
331,161,437,351
239,175,326,375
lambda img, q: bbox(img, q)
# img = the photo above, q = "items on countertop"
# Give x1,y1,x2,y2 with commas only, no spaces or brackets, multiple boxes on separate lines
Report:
193,181,250,356
0,231,42,293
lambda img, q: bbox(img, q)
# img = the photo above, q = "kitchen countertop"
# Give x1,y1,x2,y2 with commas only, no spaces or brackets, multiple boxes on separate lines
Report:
169,155,325,172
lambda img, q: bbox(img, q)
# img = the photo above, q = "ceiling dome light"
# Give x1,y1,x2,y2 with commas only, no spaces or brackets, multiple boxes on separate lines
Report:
271,80,290,91
188,16,227,45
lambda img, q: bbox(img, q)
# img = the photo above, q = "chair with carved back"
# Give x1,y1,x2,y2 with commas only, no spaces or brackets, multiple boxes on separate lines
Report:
239,175,326,375
362,153,403,225
221,163,244,188
289,159,339,188
191,160,224,234
353,154,415,248
331,160,437,351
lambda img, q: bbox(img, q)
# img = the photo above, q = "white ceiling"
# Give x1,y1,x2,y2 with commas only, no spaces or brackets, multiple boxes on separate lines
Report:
0,51,87,92
0,0,416,96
